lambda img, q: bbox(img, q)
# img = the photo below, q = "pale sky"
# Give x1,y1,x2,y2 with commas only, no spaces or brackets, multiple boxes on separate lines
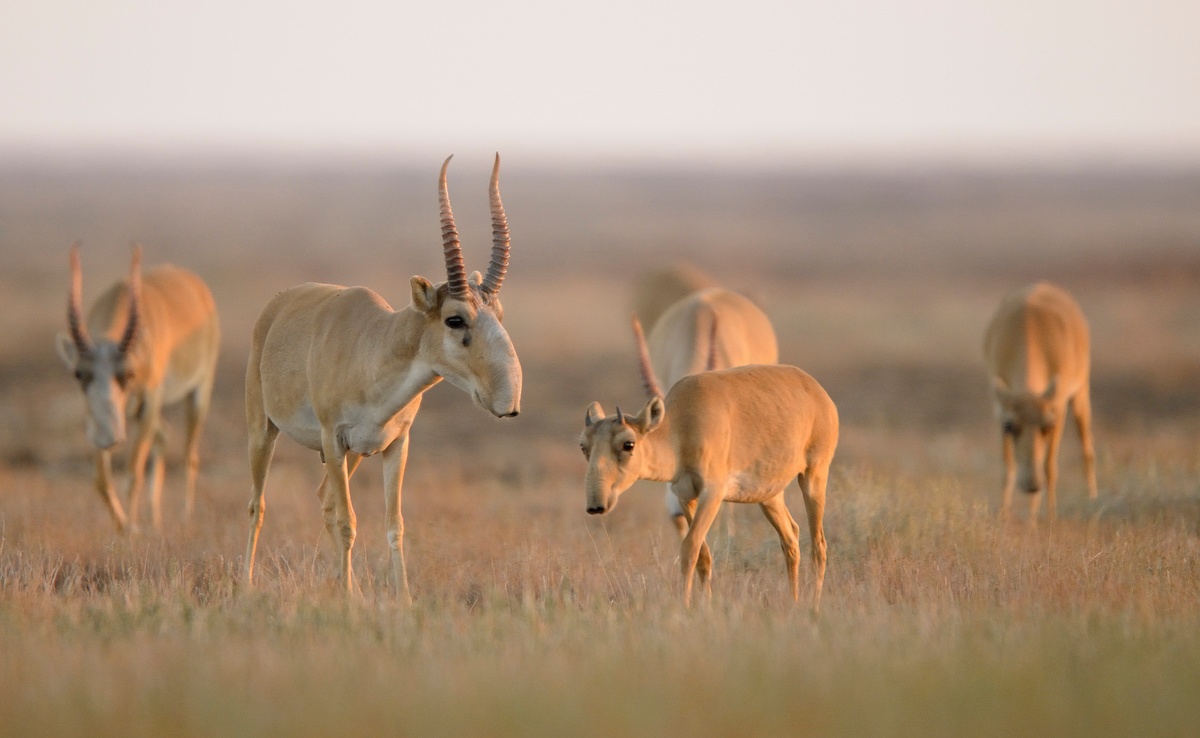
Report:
3,0,1199,165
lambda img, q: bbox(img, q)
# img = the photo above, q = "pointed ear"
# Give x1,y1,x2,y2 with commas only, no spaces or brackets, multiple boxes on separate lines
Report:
56,333,79,368
1042,376,1058,401
585,402,606,427
638,397,665,433
410,276,438,314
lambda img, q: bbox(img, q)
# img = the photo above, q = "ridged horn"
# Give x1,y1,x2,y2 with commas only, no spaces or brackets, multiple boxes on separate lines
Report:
439,155,469,300
67,241,92,352
615,406,626,425
631,316,664,399
481,153,510,297
704,315,720,372
118,244,142,354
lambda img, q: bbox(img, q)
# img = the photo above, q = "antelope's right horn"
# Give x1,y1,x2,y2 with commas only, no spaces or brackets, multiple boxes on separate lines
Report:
118,244,142,354
631,316,664,399
439,155,469,300
67,241,92,352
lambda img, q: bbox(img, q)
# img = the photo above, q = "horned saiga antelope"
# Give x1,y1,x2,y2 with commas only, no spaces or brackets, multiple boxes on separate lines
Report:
641,287,778,537
984,282,1097,522
56,243,220,533
579,322,836,610
243,155,522,598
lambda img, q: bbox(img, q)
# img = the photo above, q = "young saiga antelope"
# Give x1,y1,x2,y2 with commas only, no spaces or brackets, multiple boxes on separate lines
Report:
243,155,522,599
579,321,837,610
984,282,1097,522
56,244,220,533
643,287,778,536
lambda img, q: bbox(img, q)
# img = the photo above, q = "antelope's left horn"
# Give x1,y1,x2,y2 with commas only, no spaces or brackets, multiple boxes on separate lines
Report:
439,155,469,300
481,153,510,297
118,244,142,354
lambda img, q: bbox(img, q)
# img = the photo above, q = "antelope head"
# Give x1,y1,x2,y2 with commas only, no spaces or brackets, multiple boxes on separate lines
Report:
579,316,666,514
411,154,522,418
993,377,1059,493
55,243,142,450
579,399,665,514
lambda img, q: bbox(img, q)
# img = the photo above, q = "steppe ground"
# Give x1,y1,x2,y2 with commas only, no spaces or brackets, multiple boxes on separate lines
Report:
1,159,1199,737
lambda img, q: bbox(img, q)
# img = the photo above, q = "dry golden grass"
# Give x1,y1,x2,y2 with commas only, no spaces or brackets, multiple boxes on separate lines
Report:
1,162,1199,736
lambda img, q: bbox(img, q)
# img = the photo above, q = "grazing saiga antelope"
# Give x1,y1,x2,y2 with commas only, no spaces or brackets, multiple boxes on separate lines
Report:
579,322,837,610
56,243,220,533
243,155,522,598
640,288,778,536
984,282,1097,522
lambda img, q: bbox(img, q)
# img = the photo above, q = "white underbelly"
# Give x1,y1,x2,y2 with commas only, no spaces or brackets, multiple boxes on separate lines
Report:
724,471,788,503
270,404,324,451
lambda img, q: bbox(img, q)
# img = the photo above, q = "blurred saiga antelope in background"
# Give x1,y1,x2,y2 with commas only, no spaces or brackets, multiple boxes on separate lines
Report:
984,281,1097,522
243,155,522,599
640,287,778,537
579,321,836,611
57,243,220,533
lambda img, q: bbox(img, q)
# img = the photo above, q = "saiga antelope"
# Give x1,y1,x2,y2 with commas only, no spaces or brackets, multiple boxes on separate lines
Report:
642,287,779,536
984,282,1097,522
56,244,220,533
579,322,837,610
243,155,522,598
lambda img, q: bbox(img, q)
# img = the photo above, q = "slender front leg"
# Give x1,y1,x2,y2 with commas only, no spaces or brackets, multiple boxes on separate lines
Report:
182,381,213,521
124,390,163,533
681,486,722,607
318,452,363,546
666,487,689,538
798,467,828,613
1043,418,1067,523
382,432,413,603
146,428,168,531
759,493,801,602
1072,388,1098,500
93,449,128,533
322,433,356,595
1001,432,1016,521
243,421,279,587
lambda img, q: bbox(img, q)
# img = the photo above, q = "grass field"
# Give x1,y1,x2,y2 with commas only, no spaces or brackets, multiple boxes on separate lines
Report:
1,160,1199,737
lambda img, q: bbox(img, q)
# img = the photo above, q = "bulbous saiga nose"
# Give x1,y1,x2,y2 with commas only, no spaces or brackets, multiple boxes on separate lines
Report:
586,506,606,515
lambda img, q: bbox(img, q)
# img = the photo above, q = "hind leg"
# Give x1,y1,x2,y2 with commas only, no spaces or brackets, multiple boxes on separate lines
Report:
318,452,363,546
798,468,828,613
759,493,801,602
181,379,214,522
1072,387,1098,500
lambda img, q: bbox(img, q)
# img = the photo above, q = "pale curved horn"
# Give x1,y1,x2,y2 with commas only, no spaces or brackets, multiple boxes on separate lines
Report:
67,241,92,352
631,316,664,399
118,244,142,353
481,153,510,297
615,406,626,425
704,314,720,372
439,155,469,300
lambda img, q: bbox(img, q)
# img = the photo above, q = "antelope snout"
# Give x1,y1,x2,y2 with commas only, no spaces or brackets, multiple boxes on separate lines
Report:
586,505,607,515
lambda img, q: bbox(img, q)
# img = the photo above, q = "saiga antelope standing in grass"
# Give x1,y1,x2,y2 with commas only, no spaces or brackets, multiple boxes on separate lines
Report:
984,281,1097,522
243,155,522,598
641,287,779,537
579,322,836,610
56,244,220,533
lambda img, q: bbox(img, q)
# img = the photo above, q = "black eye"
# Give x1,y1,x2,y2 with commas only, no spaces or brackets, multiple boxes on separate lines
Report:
73,369,92,384
622,441,635,452
444,315,466,329
580,445,589,459
1002,421,1018,436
